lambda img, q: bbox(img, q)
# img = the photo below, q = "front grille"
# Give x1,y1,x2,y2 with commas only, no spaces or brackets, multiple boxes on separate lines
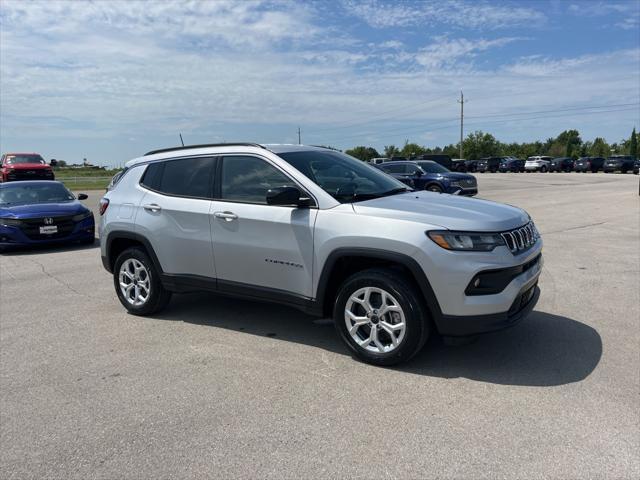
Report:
8,170,54,180
459,178,476,187
501,221,539,254
18,215,76,240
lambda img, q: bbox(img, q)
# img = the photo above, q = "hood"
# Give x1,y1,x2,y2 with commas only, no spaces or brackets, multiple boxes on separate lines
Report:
0,201,86,219
5,163,51,170
352,191,529,232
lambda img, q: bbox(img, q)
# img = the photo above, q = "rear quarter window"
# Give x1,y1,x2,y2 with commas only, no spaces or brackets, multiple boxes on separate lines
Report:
140,157,215,198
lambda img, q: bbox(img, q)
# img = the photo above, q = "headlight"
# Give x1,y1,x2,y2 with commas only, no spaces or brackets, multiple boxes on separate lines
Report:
427,230,505,251
0,217,21,227
450,180,461,187
72,210,93,222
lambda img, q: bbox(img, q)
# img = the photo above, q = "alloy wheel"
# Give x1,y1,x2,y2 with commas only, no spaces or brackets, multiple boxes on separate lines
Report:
119,258,151,306
344,287,406,353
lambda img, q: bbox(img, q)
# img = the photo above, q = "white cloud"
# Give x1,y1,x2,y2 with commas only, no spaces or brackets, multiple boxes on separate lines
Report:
568,1,640,30
341,0,546,29
0,0,637,162
415,37,520,70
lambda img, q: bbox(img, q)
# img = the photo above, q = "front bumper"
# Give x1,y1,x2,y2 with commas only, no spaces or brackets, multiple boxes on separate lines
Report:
449,186,477,196
437,284,540,336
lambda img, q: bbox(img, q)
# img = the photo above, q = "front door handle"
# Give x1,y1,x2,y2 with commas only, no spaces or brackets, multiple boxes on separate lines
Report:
143,203,162,212
214,211,238,221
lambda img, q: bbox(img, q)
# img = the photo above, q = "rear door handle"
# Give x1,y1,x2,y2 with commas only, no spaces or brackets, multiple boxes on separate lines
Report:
143,203,162,212
214,211,238,221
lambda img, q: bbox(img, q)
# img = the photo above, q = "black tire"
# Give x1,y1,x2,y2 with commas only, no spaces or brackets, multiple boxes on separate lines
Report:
540,166,548,173
333,268,430,366
113,247,172,316
425,184,443,193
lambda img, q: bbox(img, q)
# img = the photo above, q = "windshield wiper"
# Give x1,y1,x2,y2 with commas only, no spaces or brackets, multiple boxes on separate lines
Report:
345,187,411,203
378,187,412,197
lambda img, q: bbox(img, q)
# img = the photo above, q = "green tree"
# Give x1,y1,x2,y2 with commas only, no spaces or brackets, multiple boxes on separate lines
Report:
556,129,582,158
630,127,638,159
344,146,380,161
383,145,399,157
400,141,426,158
442,143,459,158
548,142,565,157
462,131,500,160
589,137,610,157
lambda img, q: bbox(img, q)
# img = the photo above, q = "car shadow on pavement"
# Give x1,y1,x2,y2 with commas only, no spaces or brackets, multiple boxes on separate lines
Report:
157,293,602,387
0,238,100,256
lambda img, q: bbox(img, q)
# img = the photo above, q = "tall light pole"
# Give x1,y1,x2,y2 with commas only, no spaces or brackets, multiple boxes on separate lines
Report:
298,126,301,145
457,91,466,159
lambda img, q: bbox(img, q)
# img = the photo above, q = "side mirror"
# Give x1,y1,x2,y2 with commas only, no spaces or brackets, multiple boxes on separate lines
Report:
266,186,311,207
414,170,423,177
77,193,88,200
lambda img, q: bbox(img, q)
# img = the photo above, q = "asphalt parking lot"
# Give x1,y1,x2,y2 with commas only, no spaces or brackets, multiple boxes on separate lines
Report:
1,173,639,479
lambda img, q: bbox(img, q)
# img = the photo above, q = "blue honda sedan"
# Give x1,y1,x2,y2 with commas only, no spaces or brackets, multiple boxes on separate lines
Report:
0,181,95,251
376,160,478,196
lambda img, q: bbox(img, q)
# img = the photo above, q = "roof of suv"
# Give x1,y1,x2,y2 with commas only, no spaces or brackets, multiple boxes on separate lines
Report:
128,143,333,168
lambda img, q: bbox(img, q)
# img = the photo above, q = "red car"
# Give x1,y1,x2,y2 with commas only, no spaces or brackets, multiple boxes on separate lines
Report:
0,153,55,182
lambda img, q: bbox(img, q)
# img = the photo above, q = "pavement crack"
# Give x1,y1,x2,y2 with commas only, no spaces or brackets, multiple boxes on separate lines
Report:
542,221,606,235
28,258,87,297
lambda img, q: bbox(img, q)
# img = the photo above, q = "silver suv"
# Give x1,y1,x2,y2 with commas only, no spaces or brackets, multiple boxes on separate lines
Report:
100,143,543,365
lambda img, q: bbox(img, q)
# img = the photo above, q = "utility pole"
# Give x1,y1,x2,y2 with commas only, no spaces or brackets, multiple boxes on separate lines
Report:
457,91,467,159
297,126,301,145
179,133,184,146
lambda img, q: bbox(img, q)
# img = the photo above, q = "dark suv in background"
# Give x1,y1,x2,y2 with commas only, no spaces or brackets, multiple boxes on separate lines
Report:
549,157,574,172
604,155,636,173
377,160,477,195
574,157,605,173
476,157,501,173
498,157,525,172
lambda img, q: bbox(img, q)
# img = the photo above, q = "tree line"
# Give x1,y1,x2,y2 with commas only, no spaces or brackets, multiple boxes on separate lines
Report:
343,127,638,162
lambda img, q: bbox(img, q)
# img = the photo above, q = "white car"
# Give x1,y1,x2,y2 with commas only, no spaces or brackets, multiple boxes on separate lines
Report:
525,156,553,172
367,157,388,165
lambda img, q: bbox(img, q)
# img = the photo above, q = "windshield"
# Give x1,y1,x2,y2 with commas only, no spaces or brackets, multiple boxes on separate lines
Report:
277,150,410,203
415,161,450,173
0,183,74,205
4,155,46,165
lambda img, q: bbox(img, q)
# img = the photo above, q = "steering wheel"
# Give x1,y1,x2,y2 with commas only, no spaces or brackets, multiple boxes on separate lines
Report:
335,182,358,197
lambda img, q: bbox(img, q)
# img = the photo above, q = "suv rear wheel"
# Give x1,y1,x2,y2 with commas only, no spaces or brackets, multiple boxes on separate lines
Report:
113,247,172,315
333,268,429,366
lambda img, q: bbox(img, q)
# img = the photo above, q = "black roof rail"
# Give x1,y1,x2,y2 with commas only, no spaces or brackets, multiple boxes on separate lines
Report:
144,143,266,156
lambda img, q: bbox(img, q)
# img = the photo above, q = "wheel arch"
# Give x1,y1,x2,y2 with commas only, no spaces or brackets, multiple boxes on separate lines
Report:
103,231,163,274
424,181,444,191
315,247,443,322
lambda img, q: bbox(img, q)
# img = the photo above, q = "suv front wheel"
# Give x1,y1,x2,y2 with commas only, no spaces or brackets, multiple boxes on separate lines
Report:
113,247,172,316
334,268,429,366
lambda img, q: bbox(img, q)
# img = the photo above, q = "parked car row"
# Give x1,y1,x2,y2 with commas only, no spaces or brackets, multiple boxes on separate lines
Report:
477,155,638,174
368,154,638,174
0,151,96,251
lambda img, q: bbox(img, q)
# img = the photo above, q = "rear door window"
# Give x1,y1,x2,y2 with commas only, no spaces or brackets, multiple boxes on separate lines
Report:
383,164,407,174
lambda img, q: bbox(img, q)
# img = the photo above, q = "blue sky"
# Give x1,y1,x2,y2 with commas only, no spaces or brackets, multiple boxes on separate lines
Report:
1,0,639,166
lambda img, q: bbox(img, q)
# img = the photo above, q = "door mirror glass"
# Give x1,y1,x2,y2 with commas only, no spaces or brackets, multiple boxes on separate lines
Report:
266,186,309,207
